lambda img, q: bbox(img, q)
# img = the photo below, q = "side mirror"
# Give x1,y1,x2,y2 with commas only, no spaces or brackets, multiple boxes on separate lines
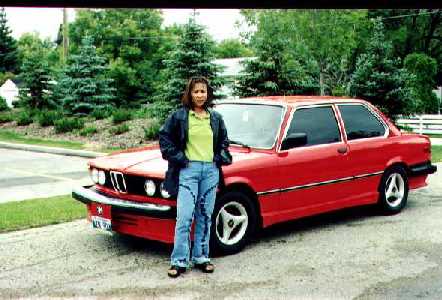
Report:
281,133,307,150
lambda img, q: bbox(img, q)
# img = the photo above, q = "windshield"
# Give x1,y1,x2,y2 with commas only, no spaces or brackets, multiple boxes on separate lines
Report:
214,103,285,149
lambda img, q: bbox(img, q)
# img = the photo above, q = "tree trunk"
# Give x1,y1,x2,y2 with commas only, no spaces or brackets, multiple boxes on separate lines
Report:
320,72,324,96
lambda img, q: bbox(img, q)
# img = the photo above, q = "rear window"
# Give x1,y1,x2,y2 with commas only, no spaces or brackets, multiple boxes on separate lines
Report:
338,104,386,140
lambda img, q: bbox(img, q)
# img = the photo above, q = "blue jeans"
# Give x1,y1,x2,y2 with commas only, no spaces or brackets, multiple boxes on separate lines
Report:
171,161,219,267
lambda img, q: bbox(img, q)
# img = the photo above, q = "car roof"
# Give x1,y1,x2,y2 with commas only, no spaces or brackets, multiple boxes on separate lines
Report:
219,96,368,107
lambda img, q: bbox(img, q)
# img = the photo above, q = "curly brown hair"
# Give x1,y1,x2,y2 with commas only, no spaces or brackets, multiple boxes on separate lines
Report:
181,76,214,109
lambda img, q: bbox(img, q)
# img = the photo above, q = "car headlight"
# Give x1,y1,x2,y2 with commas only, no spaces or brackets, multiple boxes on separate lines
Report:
144,179,156,196
90,168,99,183
98,170,106,185
160,182,171,198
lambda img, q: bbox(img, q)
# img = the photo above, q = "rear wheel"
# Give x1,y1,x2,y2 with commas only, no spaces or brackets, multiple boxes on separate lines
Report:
210,191,258,255
378,166,409,215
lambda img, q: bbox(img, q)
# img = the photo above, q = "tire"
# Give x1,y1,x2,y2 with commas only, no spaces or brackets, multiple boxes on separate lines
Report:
378,166,409,215
210,191,258,255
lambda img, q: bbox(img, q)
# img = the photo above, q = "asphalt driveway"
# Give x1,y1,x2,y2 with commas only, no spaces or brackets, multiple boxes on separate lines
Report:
0,164,441,299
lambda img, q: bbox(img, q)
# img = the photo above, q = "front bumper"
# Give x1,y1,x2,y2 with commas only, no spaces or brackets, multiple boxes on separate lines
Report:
72,185,176,243
72,185,175,219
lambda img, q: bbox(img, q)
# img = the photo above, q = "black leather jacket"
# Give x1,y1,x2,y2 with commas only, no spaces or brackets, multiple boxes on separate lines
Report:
158,106,232,197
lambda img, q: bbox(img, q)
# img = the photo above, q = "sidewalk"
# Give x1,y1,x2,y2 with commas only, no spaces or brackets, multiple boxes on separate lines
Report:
0,138,441,158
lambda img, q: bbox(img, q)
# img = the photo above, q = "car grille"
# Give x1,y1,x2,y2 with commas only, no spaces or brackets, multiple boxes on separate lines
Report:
103,171,163,197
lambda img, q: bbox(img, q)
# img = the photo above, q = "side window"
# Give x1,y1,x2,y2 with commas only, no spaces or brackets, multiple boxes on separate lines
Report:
338,105,386,140
286,106,341,147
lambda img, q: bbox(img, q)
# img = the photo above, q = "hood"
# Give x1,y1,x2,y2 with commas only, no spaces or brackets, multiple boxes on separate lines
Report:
89,147,272,179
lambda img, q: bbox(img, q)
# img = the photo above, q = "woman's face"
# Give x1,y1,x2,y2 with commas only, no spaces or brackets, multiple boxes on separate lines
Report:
191,82,208,109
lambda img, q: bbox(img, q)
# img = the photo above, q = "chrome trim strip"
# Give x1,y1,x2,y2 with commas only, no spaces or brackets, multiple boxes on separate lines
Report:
257,170,384,196
72,186,171,212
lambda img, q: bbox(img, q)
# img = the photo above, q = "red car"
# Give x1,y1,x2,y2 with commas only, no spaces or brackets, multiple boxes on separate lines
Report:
73,96,437,254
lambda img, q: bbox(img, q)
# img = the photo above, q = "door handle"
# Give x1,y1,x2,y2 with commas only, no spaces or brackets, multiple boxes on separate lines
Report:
337,146,348,154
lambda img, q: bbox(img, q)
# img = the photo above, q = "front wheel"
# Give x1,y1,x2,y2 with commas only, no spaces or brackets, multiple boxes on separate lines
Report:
378,166,409,215
210,191,258,255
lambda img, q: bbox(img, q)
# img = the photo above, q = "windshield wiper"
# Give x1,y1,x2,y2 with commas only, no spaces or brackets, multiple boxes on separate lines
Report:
229,140,251,149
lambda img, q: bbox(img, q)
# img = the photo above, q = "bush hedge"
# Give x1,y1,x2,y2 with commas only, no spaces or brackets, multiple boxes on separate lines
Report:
109,124,129,135
79,125,98,136
0,96,9,112
54,118,85,133
91,107,112,120
37,110,60,127
0,112,13,123
112,109,132,124
143,119,161,140
15,111,33,126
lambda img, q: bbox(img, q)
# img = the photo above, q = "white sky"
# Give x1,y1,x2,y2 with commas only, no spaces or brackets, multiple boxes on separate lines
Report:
3,8,250,42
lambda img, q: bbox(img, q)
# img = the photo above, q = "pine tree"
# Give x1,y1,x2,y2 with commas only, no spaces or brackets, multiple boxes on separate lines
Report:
349,19,414,117
0,8,19,73
55,36,115,115
235,11,319,97
152,17,224,120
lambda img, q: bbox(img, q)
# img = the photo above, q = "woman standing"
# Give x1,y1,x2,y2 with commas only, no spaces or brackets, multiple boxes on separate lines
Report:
159,77,232,278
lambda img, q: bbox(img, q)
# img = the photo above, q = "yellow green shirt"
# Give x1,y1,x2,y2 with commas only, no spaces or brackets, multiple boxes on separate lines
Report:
185,110,214,162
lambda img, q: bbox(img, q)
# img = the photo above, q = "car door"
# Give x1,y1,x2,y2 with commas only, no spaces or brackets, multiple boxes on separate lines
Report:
276,104,354,223
336,103,391,204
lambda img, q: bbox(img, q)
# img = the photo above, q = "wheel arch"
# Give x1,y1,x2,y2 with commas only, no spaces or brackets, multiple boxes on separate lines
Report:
378,161,409,192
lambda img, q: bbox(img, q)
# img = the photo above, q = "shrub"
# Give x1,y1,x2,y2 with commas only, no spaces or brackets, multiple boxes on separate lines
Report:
54,118,85,133
37,110,60,127
91,107,112,120
109,124,129,135
143,119,161,140
15,111,33,126
0,96,10,112
79,125,98,136
112,109,132,124
0,113,13,123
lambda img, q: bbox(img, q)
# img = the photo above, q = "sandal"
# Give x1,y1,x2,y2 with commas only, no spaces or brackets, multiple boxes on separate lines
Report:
194,262,215,273
167,265,186,278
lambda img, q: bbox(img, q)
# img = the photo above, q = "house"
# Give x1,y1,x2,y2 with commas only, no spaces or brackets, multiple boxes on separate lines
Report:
213,57,256,98
0,79,19,108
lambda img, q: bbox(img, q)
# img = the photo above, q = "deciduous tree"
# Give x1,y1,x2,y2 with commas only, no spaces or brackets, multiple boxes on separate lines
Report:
349,19,413,117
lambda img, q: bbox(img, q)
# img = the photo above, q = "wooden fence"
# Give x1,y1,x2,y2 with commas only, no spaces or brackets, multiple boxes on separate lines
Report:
396,115,442,135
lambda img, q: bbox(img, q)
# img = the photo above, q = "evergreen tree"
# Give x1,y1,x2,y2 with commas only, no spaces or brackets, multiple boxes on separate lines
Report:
152,17,224,120
55,36,115,115
16,49,54,110
404,53,439,114
235,11,319,97
0,8,19,73
349,19,414,117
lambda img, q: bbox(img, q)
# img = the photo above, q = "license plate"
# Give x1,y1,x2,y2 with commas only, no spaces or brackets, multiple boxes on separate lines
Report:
91,216,112,231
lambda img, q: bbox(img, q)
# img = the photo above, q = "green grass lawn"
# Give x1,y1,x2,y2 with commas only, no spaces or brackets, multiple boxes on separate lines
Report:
0,129,85,150
0,195,87,233
432,145,442,163
0,129,123,153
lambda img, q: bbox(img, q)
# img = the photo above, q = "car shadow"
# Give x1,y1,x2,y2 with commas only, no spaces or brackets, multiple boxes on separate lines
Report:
253,204,380,244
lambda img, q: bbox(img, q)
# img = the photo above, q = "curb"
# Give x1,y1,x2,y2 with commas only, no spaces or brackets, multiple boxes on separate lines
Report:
0,141,106,158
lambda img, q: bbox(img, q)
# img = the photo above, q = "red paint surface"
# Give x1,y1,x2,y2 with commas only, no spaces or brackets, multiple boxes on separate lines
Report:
81,97,433,243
